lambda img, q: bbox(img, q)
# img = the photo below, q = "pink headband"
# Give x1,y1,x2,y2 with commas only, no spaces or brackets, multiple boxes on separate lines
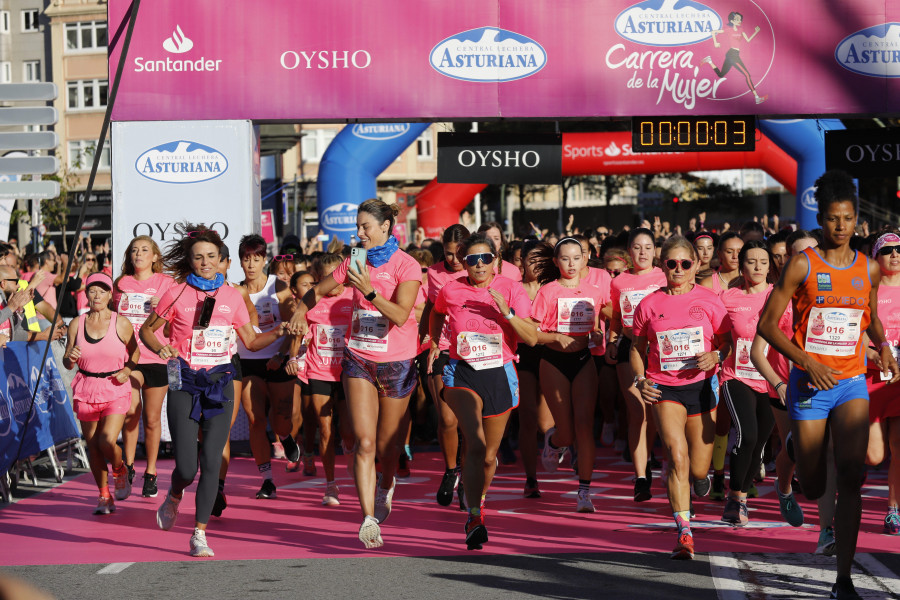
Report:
872,233,900,258
694,234,713,242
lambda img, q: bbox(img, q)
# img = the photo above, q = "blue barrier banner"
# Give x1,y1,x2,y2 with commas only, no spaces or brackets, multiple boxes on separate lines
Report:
0,342,79,475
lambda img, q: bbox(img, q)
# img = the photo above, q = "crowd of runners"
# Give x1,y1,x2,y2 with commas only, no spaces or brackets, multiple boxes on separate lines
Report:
6,170,899,600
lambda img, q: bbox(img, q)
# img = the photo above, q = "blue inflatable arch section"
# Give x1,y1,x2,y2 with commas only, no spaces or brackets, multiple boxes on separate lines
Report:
317,123,430,243
760,119,846,231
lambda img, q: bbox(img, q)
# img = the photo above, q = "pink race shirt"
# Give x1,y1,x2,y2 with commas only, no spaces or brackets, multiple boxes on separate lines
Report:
331,250,421,362
532,279,608,336
869,282,900,376
584,267,613,355
305,287,353,382
435,276,532,366
611,268,667,328
632,285,731,386
155,283,250,370
720,286,772,393
427,261,467,352
114,273,175,366
495,259,522,282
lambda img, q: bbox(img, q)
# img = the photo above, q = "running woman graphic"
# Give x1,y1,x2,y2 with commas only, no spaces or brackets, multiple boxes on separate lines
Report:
702,11,767,104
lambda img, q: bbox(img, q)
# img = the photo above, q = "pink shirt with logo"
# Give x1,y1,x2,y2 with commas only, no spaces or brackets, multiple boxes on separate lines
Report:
632,285,731,386
331,250,421,362
868,282,900,376
435,276,532,365
584,267,613,355
306,287,353,382
611,268,667,329
720,285,775,393
532,279,608,337
496,259,522,282
427,261,467,352
114,273,175,366
155,283,250,370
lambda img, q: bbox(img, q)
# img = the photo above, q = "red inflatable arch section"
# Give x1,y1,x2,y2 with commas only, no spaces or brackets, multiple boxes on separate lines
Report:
412,131,797,238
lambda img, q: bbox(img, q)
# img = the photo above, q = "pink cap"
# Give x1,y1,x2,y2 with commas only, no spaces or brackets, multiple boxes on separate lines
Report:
85,272,113,290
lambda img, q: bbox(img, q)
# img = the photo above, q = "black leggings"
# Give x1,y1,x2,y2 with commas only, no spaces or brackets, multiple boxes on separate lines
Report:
721,378,774,493
713,48,757,93
167,378,234,525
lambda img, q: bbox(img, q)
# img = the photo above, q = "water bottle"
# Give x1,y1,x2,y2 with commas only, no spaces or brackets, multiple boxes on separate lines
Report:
167,357,182,391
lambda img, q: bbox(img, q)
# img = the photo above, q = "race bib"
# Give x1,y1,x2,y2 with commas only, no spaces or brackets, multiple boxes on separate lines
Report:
315,324,348,358
294,340,308,380
457,332,503,370
620,288,655,327
189,325,234,369
117,292,153,327
348,309,389,353
880,345,900,381
804,307,862,357
557,297,594,334
257,300,276,329
656,327,704,371
735,338,765,381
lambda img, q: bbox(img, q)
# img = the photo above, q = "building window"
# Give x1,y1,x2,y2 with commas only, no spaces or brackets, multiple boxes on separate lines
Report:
0,11,10,34
68,140,110,171
65,21,107,52
23,61,40,83
21,9,39,33
67,79,108,110
300,129,337,164
416,130,434,160
0,62,10,84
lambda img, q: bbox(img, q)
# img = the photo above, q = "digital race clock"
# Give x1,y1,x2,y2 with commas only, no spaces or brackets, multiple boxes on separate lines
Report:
631,116,756,152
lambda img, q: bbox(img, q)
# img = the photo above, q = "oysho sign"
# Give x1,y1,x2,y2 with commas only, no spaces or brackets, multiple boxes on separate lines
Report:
135,141,229,184
437,133,562,184
825,129,900,178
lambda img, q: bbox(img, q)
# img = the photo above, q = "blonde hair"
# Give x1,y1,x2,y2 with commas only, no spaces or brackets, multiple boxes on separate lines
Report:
660,235,698,262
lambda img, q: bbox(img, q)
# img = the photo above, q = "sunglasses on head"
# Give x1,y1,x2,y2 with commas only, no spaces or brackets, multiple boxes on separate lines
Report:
665,259,694,270
187,230,206,239
274,254,294,261
877,245,900,256
464,253,495,267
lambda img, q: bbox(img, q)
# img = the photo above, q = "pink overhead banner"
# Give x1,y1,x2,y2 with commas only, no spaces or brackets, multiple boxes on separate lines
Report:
109,0,900,121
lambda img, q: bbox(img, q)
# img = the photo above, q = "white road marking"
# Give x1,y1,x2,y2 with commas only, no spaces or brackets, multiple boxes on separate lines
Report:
710,552,900,599
96,562,134,575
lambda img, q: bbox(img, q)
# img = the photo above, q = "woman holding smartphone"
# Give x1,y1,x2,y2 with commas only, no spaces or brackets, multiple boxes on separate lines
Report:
288,199,421,549
141,225,286,558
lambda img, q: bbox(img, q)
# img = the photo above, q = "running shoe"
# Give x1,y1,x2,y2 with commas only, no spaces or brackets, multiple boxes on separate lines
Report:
156,490,181,530
883,510,900,535
755,461,766,483
722,497,741,525
755,95,768,105
323,482,340,506
303,453,316,476
113,465,132,501
709,472,726,501
524,477,541,499
541,428,567,473
701,56,712,65
576,488,595,513
693,475,711,498
126,463,135,485
499,438,517,465
815,526,837,556
436,469,459,506
458,480,468,511
690,500,696,519
281,435,301,463
601,423,615,447
93,495,115,515
272,440,286,460
830,577,862,600
359,516,383,549
142,473,158,498
256,479,277,499
633,477,652,502
747,483,759,499
211,490,227,518
465,513,488,550
285,460,301,473
190,528,214,558
374,477,396,523
777,486,804,527
397,452,410,478
671,530,695,560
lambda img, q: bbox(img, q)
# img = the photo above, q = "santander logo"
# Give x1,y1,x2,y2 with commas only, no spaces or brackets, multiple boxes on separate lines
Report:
163,25,193,54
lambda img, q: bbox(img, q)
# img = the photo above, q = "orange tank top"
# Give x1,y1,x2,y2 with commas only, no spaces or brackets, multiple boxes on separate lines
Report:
792,248,870,379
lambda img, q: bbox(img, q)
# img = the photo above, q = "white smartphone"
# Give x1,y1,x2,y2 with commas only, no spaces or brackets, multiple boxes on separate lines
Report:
350,247,367,273
317,233,329,241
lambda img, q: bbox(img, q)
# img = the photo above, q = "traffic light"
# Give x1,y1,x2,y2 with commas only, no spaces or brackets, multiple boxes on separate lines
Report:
672,196,679,204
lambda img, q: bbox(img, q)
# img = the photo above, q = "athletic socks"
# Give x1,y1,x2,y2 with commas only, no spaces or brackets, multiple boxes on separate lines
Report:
258,461,273,481
712,434,728,472
674,510,691,536
578,480,591,493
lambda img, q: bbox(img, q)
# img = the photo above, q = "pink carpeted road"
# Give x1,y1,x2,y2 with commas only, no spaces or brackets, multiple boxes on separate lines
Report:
0,450,894,565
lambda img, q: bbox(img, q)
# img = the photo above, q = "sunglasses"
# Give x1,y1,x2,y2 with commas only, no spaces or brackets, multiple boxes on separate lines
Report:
198,296,216,328
3,278,18,283
464,253,494,267
877,245,900,256
665,259,694,270
187,230,206,238
421,267,428,273
607,269,624,278
274,254,294,261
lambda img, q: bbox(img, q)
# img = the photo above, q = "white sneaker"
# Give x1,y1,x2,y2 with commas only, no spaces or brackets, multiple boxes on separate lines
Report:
359,516,384,549
93,495,115,515
322,482,340,506
189,528,214,557
113,466,131,501
576,488,595,513
374,476,396,523
702,56,712,65
601,423,615,447
541,428,567,473
156,490,181,531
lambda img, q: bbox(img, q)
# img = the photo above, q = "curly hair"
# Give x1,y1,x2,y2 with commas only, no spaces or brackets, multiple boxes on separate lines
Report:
162,223,224,283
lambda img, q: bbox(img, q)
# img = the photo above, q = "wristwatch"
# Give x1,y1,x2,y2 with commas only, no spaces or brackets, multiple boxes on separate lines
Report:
715,350,723,363
503,308,515,320
633,375,646,388
364,290,377,302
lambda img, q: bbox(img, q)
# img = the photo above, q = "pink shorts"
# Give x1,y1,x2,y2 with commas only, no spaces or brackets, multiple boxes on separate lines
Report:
73,396,131,422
